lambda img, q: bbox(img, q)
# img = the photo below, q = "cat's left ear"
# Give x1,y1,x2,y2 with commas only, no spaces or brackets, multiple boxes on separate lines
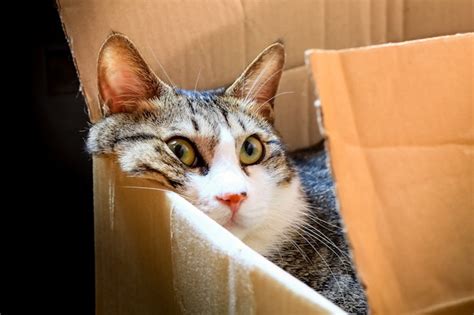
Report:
225,43,285,124
97,33,172,115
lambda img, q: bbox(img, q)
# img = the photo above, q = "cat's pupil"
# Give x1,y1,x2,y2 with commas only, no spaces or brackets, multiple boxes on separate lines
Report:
174,144,185,158
244,141,254,156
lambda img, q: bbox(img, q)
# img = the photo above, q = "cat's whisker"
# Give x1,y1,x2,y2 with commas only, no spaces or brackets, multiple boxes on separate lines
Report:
297,225,352,275
260,214,358,304
303,215,342,233
251,90,295,117
292,229,351,305
304,216,339,233
260,91,295,107
304,211,344,230
301,186,334,195
265,230,289,263
193,68,202,92
304,223,350,259
243,49,284,106
121,185,170,193
272,246,285,263
146,43,176,87
243,53,277,104
298,223,350,260
267,212,346,261
246,66,282,105
269,212,350,264
122,185,200,204
256,224,310,263
245,68,284,107
279,233,312,265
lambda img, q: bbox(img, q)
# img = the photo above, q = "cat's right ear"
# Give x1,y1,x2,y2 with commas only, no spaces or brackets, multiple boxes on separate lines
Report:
97,33,171,115
225,43,285,124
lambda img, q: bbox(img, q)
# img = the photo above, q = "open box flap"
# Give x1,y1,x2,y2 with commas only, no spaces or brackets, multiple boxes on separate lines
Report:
307,33,474,314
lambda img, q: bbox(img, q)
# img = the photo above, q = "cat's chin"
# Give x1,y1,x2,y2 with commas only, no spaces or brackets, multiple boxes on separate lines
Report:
224,222,251,240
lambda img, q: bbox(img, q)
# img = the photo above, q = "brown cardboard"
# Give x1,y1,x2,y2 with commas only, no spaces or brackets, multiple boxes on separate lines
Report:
92,159,179,313
308,33,474,314
56,0,474,314
57,0,473,149
57,0,324,149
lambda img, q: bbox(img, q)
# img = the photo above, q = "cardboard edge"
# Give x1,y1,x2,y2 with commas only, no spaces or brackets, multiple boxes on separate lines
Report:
55,0,96,122
417,295,474,315
304,47,370,309
304,49,326,139
310,32,473,55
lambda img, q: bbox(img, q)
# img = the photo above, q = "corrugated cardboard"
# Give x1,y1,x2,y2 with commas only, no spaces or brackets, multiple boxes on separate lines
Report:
308,33,474,314
56,0,474,314
57,0,473,150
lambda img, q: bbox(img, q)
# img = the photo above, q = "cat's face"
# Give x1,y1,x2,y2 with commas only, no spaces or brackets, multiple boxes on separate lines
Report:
88,34,307,253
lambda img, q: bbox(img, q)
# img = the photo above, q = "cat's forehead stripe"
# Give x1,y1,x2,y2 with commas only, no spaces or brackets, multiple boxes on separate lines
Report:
237,117,247,131
218,107,231,128
186,98,197,115
191,118,199,132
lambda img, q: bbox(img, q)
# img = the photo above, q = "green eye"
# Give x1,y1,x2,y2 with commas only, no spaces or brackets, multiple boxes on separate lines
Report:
240,135,264,165
167,138,197,167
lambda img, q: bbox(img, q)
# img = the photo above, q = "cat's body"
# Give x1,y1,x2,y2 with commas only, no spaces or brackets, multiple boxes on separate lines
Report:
284,145,367,313
87,33,367,313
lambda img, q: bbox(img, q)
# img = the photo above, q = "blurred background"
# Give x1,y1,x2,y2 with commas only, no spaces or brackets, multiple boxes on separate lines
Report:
25,1,94,313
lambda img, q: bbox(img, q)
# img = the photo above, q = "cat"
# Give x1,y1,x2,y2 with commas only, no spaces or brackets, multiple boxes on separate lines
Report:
87,33,367,313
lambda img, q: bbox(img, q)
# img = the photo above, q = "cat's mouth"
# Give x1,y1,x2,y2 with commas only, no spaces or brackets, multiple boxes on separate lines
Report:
223,217,247,233
222,219,249,239
223,220,239,229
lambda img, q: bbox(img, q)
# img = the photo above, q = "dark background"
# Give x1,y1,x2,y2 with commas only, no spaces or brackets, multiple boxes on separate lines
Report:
17,1,95,313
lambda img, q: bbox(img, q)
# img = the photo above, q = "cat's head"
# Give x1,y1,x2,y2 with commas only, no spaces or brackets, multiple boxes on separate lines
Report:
87,34,306,253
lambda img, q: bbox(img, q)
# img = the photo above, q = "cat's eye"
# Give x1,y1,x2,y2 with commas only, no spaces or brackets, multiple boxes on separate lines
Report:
240,136,264,166
167,138,197,167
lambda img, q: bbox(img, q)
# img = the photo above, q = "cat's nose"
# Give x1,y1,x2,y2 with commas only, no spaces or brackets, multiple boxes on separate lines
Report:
216,192,247,213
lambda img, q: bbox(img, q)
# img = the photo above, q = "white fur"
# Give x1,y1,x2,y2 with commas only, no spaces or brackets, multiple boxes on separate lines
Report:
187,128,307,256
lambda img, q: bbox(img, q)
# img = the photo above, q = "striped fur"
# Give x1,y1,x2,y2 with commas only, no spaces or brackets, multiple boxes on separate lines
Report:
87,90,294,190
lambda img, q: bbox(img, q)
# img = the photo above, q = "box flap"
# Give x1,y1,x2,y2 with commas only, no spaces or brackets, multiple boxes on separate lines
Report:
308,33,474,314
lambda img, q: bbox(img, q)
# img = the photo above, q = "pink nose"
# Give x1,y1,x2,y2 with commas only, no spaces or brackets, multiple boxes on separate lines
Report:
216,192,247,213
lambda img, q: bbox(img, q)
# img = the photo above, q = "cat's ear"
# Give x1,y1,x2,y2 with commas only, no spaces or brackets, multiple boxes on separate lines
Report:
97,33,171,115
225,43,285,123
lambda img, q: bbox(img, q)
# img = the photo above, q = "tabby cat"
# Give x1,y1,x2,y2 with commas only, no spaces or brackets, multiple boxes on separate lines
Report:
87,33,367,313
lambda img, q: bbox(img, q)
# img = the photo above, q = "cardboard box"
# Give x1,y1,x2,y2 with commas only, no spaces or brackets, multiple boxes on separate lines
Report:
57,0,473,313
307,33,474,315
